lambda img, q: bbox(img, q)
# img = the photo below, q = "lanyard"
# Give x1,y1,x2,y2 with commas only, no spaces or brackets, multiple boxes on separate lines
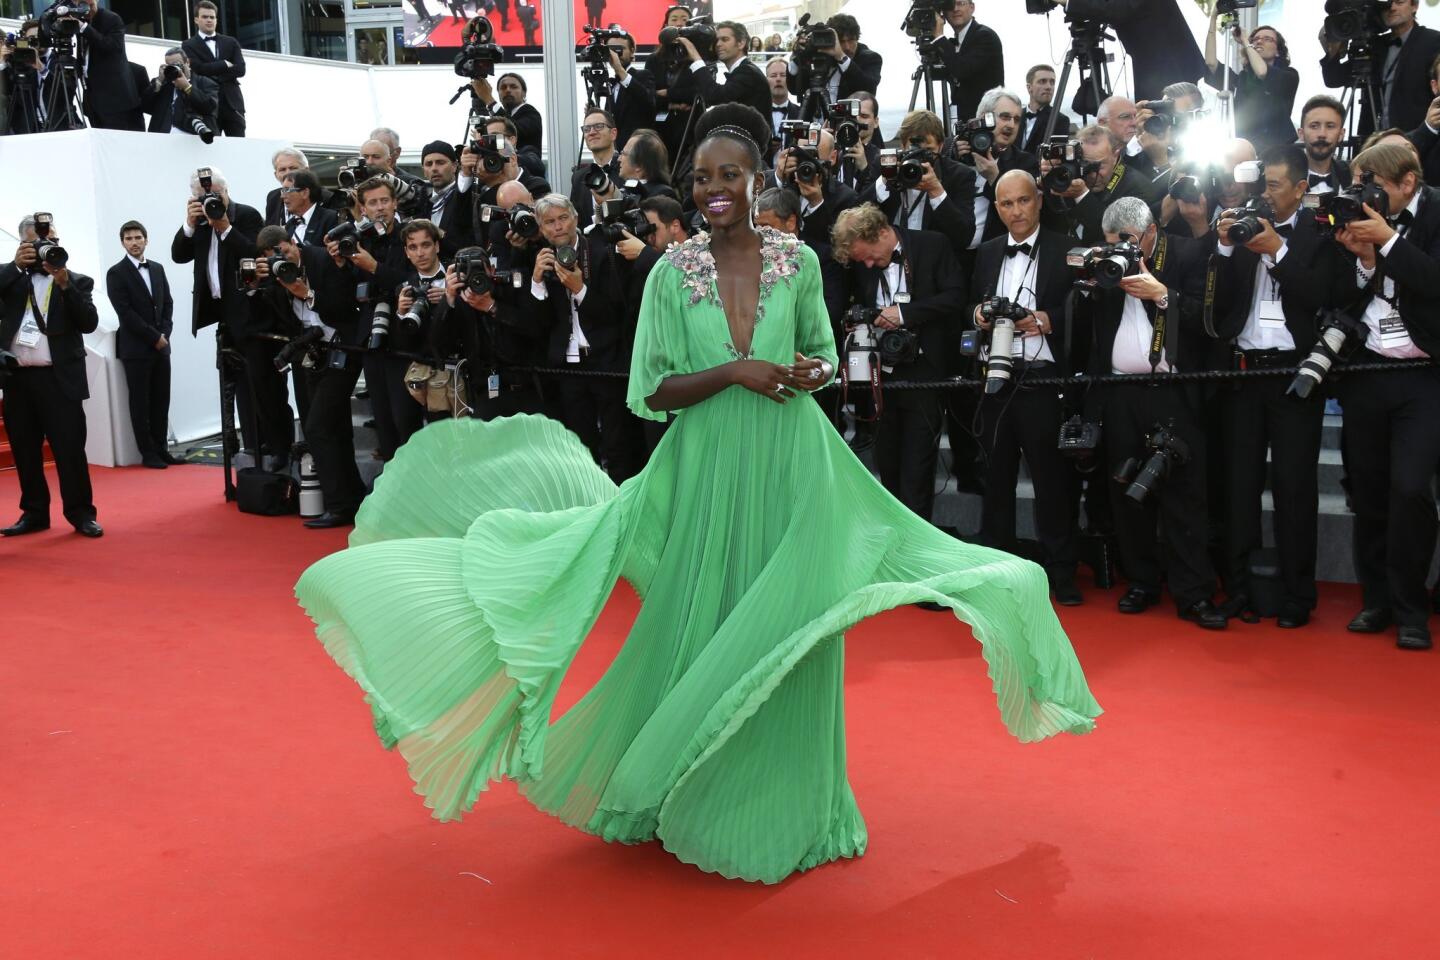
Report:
25,277,55,333
876,249,913,306
1146,232,1170,371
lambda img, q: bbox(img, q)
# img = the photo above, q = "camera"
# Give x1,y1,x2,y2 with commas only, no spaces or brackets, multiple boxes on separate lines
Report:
266,255,302,285
162,62,183,83
325,218,379,259
1040,137,1095,194
979,297,1030,394
368,302,395,350
881,140,938,189
955,113,998,159
1222,196,1275,245
1067,240,1144,289
580,161,612,193
4,32,41,68
657,20,715,60
1057,416,1102,461
827,99,863,149
1288,308,1367,399
29,212,68,271
1324,0,1392,44
479,202,541,239
336,158,377,191
189,117,215,144
196,168,226,221
397,283,433,334
237,257,258,286
1113,424,1191,504
1142,99,1178,138
793,13,839,70
844,310,880,384
470,132,512,174
587,193,657,243
552,244,579,274
52,3,90,23
904,0,956,40
1306,172,1390,239
1216,0,1259,13
579,24,626,93
274,327,326,373
454,15,504,79
879,328,919,367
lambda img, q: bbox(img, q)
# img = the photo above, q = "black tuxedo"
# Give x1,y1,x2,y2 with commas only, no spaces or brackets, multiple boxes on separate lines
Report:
848,228,965,522
171,202,263,336
1081,230,1222,609
609,68,657,150
968,227,1079,580
181,32,246,136
768,100,802,137
1022,104,1072,154
139,73,219,136
1335,185,1440,628
1055,164,1161,244
787,43,884,111
570,155,622,229
833,140,881,194
279,205,341,248
934,21,1004,124
865,154,980,254
1064,0,1205,103
689,56,772,119
430,287,547,420
489,100,542,153
797,179,860,253
73,7,141,129
107,255,175,461
1322,24,1440,136
1410,122,1440,185
0,263,99,524
978,146,1041,240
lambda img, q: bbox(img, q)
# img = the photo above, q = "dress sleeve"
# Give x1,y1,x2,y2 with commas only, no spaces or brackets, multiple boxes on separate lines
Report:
794,245,839,386
627,259,688,421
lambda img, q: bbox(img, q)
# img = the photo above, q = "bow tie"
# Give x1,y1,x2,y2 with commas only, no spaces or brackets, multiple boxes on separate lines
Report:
1308,172,1336,189
889,247,904,265
1023,110,1039,120
1006,242,1033,258
1274,223,1294,239
1393,209,1415,228
135,260,148,268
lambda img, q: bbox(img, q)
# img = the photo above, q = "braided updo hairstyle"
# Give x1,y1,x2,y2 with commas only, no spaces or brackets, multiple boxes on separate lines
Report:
692,103,773,175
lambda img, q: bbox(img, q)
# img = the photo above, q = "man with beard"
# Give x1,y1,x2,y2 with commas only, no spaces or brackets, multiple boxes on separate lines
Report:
572,107,622,229
1299,94,1352,194
600,31,655,150
421,140,468,257
475,72,542,153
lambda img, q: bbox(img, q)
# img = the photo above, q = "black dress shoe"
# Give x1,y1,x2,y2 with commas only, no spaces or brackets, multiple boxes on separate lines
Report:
1276,611,1310,629
160,452,187,465
1179,600,1228,630
141,456,169,469
1397,626,1432,650
73,519,103,538
1052,580,1084,606
1346,608,1392,633
303,511,355,529
1117,586,1160,614
1,515,49,536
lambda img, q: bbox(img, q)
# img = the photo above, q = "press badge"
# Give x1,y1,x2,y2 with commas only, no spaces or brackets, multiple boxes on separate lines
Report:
487,372,500,399
15,316,41,348
1258,299,1287,328
1379,308,1412,349
894,293,911,304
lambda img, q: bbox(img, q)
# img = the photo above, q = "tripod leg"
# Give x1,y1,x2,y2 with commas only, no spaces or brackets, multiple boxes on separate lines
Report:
1045,53,1077,141
909,68,924,114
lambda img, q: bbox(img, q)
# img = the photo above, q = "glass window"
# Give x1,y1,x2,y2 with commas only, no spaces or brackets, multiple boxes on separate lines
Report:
353,25,390,65
222,0,281,53
302,2,348,61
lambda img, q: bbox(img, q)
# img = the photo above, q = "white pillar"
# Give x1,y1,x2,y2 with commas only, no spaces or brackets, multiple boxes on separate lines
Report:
540,3,580,188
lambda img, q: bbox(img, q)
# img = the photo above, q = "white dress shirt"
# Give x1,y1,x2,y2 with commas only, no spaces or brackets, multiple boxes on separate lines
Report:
994,228,1055,363
128,254,154,297
182,219,234,299
287,202,317,243
1355,192,1428,358
1215,211,1298,352
10,273,55,367
874,178,948,230
1111,280,1172,374
530,269,590,361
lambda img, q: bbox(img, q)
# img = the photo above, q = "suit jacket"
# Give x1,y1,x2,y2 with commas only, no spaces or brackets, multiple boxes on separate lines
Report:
788,43,884,104
78,7,140,115
106,256,174,360
847,227,967,378
611,67,658,150
979,146,1041,240
864,154,980,254
1064,0,1205,103
281,204,341,247
491,101,543,153
0,263,99,401
1321,24,1440,137
1054,164,1162,245
968,226,1077,371
833,140,881,194
526,234,640,369
181,33,246,115
935,21,1005,124
798,179,860,253
690,56,772,119
1407,124,1440,187
140,73,219,135
264,188,285,226
1356,184,1440,357
1211,214,1347,351
170,201,263,336
1022,105,1072,154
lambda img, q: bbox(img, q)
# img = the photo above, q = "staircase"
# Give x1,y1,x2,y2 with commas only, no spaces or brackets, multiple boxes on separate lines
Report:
0,395,55,473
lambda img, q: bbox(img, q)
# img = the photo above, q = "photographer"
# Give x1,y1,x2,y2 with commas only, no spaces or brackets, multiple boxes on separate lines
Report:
1205,14,1298,155
597,30,656,150
787,14,883,114
956,87,1041,242
393,219,452,420
280,170,340,247
640,195,690,251
678,21,772,119
432,246,547,419
139,48,218,140
42,0,143,130
967,172,1081,603
645,5,700,162
1022,64,1072,154
1406,58,1440,183
253,225,366,528
833,92,881,194
182,1,246,138
420,140,469,257
106,220,179,471
370,126,431,195
0,214,102,538
830,203,966,525
264,147,308,226
1077,196,1227,629
1208,145,1346,628
1300,94,1353,194
1320,0,1440,136
1130,83,1205,194
324,175,412,461
474,72,542,154
931,1,1004,124
866,108,980,255
1042,124,1158,244
526,193,643,482
773,127,860,251
1,20,46,135
459,120,550,205
485,114,548,183
358,134,436,221
1046,0,1205,103
1330,141,1440,649
170,166,272,460
572,108,622,228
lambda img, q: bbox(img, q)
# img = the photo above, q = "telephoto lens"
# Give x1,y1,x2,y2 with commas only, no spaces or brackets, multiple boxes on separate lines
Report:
554,244,579,270
582,162,610,193
268,256,301,285
985,317,1016,394
368,302,394,350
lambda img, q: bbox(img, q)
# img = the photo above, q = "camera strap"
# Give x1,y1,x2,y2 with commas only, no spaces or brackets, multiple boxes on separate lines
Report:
1201,253,1220,339
25,277,53,335
1104,160,1128,199
839,328,883,422
1146,232,1170,372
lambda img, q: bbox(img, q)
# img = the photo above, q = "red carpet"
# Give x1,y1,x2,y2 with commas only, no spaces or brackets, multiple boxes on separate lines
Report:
3,463,1438,959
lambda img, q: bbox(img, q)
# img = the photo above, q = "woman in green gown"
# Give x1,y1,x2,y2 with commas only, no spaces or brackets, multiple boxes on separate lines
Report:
295,104,1101,884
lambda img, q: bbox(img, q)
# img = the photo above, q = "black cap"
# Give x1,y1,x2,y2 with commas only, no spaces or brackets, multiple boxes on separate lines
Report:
421,140,458,163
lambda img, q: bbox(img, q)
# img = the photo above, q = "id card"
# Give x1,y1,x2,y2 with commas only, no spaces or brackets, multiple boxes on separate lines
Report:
1258,299,1287,329
15,316,41,348
1379,308,1413,350
487,372,500,399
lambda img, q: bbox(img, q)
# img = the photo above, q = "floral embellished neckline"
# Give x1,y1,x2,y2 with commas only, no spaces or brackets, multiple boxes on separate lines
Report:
664,226,804,359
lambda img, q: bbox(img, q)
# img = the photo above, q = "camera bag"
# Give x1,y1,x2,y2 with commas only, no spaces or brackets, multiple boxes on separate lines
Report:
236,466,299,516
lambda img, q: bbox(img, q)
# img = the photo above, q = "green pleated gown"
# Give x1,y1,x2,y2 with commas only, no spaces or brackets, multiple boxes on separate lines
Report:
295,227,1101,884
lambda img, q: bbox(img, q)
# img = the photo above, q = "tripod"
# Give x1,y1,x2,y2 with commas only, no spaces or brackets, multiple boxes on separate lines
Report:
1043,17,1113,143
42,45,86,131
5,63,45,134
907,41,950,117
797,58,832,123
1337,48,1385,160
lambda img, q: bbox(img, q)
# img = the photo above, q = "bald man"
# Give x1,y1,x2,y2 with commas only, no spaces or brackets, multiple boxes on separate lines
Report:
966,170,1082,604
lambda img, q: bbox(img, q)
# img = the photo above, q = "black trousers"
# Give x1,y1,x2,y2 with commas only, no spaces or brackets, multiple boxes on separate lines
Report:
363,351,423,459
3,366,95,525
240,336,295,459
1219,364,1324,612
1103,382,1216,609
1336,360,1440,627
557,373,641,483
944,388,984,485
471,385,544,421
84,106,144,131
121,354,171,459
303,357,365,516
875,386,944,522
978,371,1078,579
218,101,245,138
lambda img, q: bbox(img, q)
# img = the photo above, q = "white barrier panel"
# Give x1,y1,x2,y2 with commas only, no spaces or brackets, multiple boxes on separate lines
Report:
0,128,300,456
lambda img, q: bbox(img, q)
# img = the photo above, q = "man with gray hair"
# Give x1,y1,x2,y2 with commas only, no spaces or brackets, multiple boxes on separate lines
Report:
958,86,1041,241
265,146,309,226
1078,193,1227,630
1041,123,1159,244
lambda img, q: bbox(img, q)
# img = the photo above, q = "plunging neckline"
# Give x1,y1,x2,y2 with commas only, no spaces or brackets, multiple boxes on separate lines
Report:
716,246,764,360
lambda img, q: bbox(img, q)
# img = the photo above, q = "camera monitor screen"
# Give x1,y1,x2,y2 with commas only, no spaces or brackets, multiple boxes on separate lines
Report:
402,0,715,49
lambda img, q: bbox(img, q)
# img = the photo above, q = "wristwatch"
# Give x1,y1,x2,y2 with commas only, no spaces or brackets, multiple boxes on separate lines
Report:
1156,293,1170,310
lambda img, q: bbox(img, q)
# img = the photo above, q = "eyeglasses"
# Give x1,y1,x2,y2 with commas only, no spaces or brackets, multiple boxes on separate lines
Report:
280,186,303,194
580,123,612,134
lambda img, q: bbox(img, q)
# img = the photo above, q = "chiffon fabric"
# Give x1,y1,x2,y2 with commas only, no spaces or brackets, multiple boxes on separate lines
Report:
295,228,1101,884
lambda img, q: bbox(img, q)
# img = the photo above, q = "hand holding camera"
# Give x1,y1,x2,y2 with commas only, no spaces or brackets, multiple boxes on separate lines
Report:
1117,258,1168,303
